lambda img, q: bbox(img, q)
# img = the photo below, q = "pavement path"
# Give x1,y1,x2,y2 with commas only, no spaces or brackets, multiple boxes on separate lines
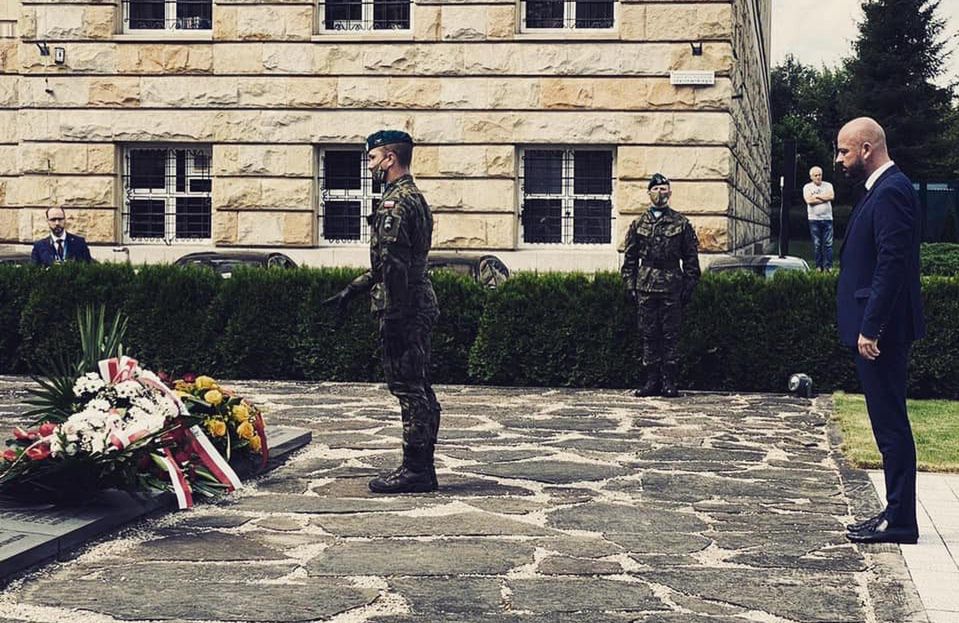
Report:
870,472,959,623
0,379,930,622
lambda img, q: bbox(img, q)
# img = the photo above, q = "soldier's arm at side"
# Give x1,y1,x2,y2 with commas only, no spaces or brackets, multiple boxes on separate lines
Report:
681,223,701,284
620,221,639,291
379,202,413,319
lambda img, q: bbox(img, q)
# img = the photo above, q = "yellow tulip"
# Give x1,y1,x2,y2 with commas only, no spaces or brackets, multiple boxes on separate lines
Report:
195,376,216,390
236,420,255,440
205,418,227,438
231,404,250,422
249,435,262,452
175,390,188,398
204,390,223,406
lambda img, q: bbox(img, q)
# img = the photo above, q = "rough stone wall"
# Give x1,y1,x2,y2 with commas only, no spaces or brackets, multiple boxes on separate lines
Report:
0,0,17,241
726,0,771,253
0,0,771,265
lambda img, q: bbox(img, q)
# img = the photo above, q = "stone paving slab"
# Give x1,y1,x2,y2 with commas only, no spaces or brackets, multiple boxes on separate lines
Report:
0,378,930,622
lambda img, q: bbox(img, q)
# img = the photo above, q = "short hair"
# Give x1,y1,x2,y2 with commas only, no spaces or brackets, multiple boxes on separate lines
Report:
45,206,65,219
382,142,413,167
809,166,823,176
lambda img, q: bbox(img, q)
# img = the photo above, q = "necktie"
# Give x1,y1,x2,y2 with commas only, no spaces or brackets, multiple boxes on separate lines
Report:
55,239,64,262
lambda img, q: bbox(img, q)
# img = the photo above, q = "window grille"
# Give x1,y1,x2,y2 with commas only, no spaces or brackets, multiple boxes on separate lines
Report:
522,0,614,29
520,148,614,245
123,0,212,31
318,149,382,243
319,0,411,31
122,146,212,243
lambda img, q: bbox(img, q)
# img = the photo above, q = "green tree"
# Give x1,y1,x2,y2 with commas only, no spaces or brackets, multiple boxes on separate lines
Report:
842,0,955,180
770,56,849,206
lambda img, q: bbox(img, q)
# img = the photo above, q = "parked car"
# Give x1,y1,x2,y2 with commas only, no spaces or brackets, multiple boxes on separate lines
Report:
0,251,32,265
427,254,510,288
173,251,298,276
706,255,810,280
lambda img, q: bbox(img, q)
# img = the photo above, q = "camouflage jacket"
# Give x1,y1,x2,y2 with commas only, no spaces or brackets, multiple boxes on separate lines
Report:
621,207,701,296
346,174,438,317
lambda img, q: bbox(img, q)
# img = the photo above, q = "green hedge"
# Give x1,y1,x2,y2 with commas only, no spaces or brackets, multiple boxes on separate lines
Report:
921,243,959,276
468,270,959,399
1,264,956,398
0,264,485,384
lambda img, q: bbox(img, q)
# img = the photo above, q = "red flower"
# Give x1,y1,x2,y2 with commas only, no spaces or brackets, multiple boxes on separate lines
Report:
13,427,38,442
25,444,51,461
181,372,197,383
2,449,18,462
157,370,173,388
38,422,57,437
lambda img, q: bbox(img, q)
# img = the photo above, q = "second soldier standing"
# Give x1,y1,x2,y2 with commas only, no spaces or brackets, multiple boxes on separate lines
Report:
323,130,442,493
621,173,701,398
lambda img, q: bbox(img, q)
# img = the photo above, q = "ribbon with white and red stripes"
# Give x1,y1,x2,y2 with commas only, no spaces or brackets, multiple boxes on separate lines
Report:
98,356,139,384
159,448,194,509
186,425,242,491
108,428,149,451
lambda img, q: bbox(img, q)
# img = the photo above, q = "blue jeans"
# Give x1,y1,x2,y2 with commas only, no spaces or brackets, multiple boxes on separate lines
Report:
809,219,833,270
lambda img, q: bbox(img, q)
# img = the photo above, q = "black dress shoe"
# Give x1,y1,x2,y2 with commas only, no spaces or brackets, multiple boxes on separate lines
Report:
846,520,918,544
846,511,884,533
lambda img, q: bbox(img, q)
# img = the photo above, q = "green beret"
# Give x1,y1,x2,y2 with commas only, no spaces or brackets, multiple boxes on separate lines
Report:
366,130,413,152
648,173,671,190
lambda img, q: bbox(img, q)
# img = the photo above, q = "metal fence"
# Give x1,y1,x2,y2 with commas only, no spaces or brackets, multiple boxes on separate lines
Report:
916,182,959,242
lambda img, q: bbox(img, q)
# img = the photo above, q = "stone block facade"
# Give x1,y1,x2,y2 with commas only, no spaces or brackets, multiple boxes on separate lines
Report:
0,0,771,270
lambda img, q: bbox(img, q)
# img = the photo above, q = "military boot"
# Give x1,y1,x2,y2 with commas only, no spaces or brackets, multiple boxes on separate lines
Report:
661,367,680,398
368,445,436,494
633,369,661,397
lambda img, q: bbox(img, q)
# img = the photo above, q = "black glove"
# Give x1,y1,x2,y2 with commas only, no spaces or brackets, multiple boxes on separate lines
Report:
626,289,638,305
680,284,695,306
322,287,353,319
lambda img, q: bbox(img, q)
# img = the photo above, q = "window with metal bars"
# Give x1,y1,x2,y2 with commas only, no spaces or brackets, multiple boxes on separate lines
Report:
123,0,212,31
522,0,614,29
122,147,212,243
319,0,411,31
520,148,614,245
318,149,382,243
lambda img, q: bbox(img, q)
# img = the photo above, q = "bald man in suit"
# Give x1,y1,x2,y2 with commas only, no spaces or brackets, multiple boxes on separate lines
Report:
836,117,924,545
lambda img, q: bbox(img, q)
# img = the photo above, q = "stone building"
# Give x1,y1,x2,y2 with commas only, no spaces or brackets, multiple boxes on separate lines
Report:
0,0,770,271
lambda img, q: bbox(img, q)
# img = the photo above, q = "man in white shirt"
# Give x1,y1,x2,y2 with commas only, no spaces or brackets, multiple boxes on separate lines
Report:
803,166,835,271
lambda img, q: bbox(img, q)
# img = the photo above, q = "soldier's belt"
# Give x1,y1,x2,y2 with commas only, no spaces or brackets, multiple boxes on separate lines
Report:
641,260,680,270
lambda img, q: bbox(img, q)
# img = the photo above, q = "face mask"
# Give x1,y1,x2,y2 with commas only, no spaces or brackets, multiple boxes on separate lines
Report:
649,190,670,208
372,154,392,185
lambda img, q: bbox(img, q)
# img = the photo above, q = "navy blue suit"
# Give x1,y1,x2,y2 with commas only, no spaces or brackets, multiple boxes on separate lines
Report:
31,233,93,267
837,164,924,536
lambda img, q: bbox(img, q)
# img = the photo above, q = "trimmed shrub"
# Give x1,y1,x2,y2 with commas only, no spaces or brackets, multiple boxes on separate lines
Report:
16,263,134,370
0,266,39,372
920,243,959,276
468,270,959,398
1,264,956,398
119,264,221,376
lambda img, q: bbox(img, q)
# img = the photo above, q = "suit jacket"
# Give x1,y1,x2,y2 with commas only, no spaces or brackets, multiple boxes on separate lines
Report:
31,232,93,267
836,165,924,347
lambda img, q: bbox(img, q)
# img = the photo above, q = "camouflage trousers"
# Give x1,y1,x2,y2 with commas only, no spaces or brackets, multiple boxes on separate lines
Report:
380,309,441,450
637,294,683,370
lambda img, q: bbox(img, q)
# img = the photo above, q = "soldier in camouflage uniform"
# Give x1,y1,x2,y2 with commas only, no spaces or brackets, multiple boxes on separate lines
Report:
324,130,441,493
621,173,701,398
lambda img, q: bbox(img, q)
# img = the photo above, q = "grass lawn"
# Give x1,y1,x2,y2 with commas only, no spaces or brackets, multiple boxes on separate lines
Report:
833,392,959,472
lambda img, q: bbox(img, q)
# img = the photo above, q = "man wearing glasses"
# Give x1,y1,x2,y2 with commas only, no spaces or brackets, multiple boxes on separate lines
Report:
31,207,93,266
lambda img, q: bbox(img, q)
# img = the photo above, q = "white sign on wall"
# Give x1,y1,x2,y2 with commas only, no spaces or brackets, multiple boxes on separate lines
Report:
669,71,716,86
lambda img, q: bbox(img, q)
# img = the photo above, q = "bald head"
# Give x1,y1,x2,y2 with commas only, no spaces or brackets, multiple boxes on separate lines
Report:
835,117,891,182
